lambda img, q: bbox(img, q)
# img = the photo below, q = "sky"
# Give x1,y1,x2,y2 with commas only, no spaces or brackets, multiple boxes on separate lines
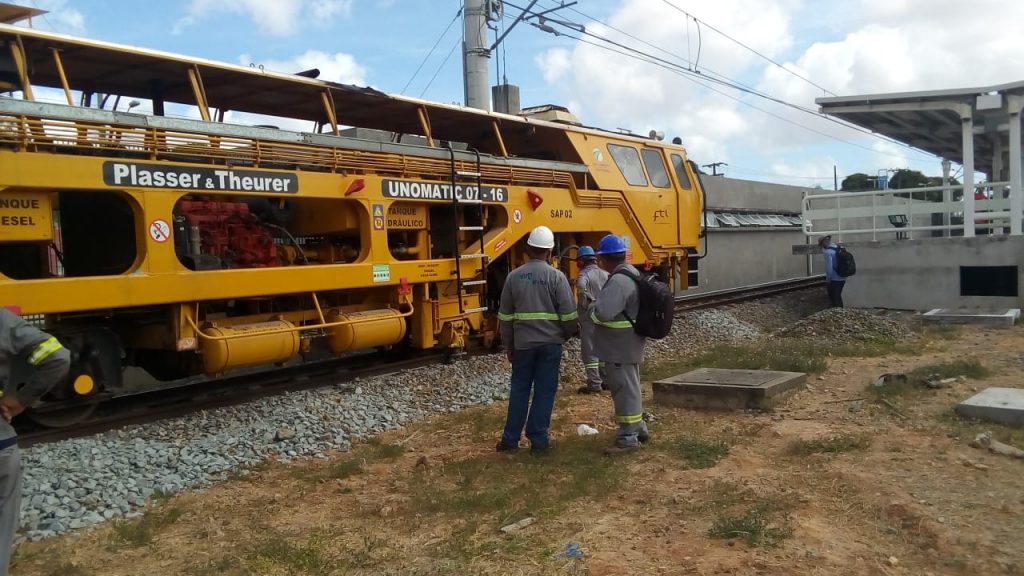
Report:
11,0,1024,188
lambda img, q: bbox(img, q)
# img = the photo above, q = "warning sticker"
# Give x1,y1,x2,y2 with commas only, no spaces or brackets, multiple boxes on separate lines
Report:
512,209,522,223
149,219,171,243
372,263,391,283
372,203,385,231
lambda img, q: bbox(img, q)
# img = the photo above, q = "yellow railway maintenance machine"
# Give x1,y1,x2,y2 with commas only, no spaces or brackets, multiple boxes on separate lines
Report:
0,23,705,425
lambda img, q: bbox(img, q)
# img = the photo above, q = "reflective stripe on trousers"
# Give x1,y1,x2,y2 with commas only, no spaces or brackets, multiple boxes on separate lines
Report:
604,362,647,447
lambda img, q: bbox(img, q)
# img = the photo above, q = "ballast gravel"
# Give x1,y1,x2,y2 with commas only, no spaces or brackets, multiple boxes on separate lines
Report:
18,293,813,541
19,359,511,541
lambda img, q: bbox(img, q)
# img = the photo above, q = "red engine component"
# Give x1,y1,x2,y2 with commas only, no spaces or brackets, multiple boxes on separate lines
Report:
177,200,278,268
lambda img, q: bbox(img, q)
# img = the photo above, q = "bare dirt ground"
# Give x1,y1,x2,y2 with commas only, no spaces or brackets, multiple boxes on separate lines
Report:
11,322,1024,576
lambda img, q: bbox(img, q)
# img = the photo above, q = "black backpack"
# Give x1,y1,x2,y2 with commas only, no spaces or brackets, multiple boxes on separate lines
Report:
833,245,856,277
612,269,674,339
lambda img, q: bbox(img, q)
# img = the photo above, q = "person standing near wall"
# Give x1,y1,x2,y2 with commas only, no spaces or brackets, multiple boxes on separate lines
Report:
818,235,847,307
496,226,578,454
574,245,608,395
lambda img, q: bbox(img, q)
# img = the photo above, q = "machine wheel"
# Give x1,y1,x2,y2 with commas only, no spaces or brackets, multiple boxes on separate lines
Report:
27,402,100,428
14,328,122,428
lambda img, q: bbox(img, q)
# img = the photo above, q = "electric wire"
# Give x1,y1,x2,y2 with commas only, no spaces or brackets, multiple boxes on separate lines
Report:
401,6,463,94
514,2,935,161
419,36,461,99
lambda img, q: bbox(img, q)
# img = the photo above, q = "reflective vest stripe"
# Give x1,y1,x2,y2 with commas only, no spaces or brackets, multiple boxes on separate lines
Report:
591,311,632,329
617,413,644,424
498,311,578,321
28,337,62,366
584,362,600,369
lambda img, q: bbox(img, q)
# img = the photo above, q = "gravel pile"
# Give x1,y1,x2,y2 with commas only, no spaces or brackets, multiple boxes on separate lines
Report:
776,308,913,342
19,357,511,540
727,288,828,332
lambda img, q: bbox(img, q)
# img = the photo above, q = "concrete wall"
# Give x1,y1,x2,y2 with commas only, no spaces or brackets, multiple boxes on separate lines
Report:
702,176,809,212
689,229,810,294
687,177,815,293
842,235,1024,310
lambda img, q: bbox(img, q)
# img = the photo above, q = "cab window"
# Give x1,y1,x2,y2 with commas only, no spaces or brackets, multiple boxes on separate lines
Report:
671,154,693,189
641,149,671,188
607,144,648,186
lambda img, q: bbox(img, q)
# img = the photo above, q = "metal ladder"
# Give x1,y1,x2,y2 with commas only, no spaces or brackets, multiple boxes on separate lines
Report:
448,146,489,314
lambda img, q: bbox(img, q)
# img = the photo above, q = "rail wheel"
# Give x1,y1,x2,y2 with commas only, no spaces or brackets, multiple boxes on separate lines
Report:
20,328,123,428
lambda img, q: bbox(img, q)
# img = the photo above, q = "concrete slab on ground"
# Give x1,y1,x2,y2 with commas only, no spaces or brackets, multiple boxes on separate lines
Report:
955,387,1024,426
653,368,806,411
922,308,1020,326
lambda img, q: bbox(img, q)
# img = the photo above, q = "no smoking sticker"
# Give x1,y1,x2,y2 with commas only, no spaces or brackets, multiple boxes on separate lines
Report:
149,219,170,243
512,209,522,223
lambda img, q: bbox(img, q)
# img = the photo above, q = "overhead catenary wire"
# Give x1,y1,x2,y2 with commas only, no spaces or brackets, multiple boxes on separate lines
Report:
514,1,936,163
657,0,836,97
401,6,463,95
419,36,462,99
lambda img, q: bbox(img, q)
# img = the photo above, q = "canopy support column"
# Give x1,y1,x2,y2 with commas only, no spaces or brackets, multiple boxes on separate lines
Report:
1009,94,1023,236
962,113,976,237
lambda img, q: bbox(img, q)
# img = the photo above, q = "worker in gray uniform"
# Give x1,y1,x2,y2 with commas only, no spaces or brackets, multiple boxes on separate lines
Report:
496,226,578,454
575,245,608,395
0,308,70,574
590,234,649,454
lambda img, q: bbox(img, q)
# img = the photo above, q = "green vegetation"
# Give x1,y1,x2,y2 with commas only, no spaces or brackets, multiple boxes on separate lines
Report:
789,434,871,455
871,358,991,400
663,436,730,469
708,503,794,547
408,435,625,522
909,359,990,381
249,529,387,574
251,531,336,575
107,506,184,549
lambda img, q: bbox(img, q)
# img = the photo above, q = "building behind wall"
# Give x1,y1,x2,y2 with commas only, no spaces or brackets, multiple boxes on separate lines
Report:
688,177,815,294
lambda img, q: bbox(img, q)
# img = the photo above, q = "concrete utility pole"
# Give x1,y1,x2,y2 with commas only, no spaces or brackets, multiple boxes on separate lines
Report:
463,0,491,111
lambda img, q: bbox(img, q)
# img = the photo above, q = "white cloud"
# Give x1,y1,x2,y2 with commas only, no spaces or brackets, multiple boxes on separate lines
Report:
238,50,367,85
175,0,353,36
538,0,1024,184
11,0,85,34
535,49,572,84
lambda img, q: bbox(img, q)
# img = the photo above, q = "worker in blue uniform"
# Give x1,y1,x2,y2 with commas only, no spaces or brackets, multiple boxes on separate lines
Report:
0,308,70,575
496,226,578,454
575,245,608,394
589,235,649,454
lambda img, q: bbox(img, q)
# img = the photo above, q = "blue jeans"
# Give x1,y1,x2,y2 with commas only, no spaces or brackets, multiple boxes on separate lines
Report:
501,343,563,449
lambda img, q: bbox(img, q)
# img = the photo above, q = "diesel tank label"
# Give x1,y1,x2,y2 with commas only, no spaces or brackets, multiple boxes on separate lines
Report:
103,162,298,193
382,179,508,203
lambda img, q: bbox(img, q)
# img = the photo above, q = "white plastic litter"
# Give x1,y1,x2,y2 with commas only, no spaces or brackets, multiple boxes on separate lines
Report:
576,424,599,436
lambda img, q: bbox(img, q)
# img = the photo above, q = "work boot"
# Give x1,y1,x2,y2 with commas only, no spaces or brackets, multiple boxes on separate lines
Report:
530,444,550,456
577,386,602,395
603,444,639,456
637,432,650,444
495,441,519,453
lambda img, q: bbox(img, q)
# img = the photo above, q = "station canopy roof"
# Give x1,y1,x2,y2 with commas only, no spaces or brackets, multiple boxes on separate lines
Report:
817,81,1024,175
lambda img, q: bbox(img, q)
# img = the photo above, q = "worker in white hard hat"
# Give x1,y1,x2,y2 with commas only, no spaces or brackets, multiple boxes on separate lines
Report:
496,226,578,454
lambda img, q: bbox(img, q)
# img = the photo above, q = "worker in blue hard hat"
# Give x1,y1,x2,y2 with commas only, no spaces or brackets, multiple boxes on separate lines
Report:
496,226,579,454
590,234,649,453
575,245,608,394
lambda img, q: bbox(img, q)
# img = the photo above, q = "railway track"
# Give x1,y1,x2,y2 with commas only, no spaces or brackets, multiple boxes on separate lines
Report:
19,275,824,446
675,275,825,312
